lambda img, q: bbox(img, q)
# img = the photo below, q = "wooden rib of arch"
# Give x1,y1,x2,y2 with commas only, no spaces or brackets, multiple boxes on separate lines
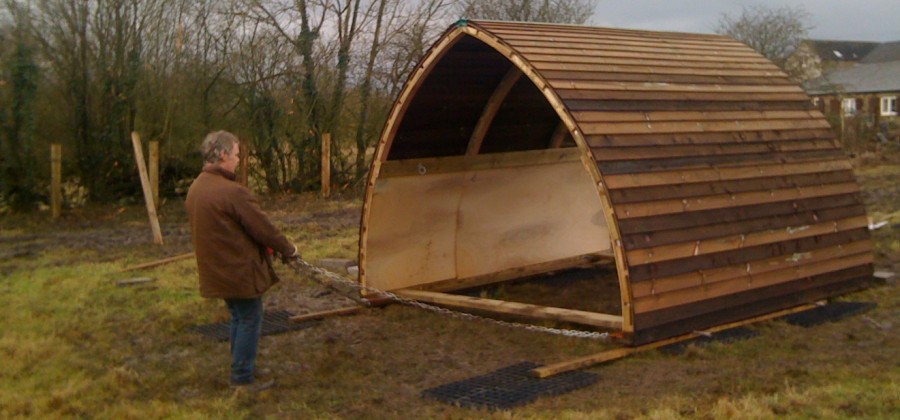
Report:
451,22,636,333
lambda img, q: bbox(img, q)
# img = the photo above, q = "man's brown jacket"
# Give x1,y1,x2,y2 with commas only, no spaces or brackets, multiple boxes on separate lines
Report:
185,166,294,299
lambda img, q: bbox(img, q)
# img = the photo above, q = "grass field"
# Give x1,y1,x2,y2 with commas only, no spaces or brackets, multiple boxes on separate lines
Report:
1,158,898,419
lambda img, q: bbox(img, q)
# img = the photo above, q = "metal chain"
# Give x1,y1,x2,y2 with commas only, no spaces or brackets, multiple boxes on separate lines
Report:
288,259,610,341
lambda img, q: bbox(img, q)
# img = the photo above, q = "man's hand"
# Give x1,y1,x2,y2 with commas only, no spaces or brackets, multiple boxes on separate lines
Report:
281,245,302,265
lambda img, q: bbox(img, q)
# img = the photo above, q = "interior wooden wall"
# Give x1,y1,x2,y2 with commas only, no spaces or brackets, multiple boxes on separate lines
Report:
365,150,610,291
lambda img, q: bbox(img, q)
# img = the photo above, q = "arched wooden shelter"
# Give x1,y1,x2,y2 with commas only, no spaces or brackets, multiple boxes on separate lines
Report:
359,20,875,344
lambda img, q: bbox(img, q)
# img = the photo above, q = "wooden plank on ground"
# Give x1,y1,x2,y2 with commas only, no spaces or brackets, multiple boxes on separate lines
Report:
119,252,194,272
289,307,363,323
395,289,623,329
116,277,156,287
531,301,820,378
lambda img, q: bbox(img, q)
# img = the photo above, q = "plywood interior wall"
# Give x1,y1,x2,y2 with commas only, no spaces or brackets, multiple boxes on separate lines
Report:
365,149,610,291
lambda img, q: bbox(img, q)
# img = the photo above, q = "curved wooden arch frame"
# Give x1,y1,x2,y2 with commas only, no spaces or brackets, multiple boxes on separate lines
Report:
359,21,635,334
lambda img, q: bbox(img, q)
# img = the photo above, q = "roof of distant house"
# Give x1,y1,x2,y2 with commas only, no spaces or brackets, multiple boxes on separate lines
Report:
861,41,900,63
805,61,900,95
802,40,881,62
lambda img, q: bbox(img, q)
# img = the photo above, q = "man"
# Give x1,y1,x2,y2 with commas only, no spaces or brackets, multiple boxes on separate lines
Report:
186,130,299,391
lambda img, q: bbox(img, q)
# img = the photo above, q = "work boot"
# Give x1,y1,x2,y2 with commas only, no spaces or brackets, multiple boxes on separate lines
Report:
231,378,276,393
255,368,272,379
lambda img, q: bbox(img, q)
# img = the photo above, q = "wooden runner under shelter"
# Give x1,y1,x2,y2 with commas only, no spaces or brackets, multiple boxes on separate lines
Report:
358,20,877,345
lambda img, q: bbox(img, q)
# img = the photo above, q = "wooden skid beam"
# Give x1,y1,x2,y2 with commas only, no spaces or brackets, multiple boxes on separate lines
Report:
394,289,623,329
288,297,394,323
531,301,821,378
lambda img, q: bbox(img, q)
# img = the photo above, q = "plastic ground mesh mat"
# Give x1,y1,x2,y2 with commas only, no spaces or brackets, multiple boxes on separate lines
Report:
660,327,760,355
192,310,316,341
783,301,877,328
422,361,597,410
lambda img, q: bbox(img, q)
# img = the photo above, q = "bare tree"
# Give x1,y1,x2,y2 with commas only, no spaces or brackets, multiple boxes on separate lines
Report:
0,0,467,203
351,0,389,180
1,0,40,210
456,0,593,24
715,5,813,70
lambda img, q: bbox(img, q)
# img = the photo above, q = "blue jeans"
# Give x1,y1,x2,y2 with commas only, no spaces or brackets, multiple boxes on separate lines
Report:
225,298,263,385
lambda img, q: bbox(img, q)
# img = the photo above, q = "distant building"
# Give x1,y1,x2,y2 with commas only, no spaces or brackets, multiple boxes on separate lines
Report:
786,40,880,81
796,40,900,143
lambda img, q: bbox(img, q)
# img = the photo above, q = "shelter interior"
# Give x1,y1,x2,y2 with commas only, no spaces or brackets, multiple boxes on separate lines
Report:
363,35,622,329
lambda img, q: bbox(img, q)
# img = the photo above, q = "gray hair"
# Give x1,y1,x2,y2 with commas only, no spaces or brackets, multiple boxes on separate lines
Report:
201,130,239,164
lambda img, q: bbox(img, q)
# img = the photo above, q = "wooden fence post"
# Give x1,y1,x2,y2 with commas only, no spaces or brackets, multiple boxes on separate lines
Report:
321,133,331,198
149,141,159,210
50,144,62,219
131,132,164,245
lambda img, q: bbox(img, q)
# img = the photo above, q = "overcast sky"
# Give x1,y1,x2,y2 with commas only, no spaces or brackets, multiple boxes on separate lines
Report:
590,0,899,42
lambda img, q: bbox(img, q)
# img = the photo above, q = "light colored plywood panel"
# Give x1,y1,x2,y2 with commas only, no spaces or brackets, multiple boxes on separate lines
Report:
366,156,611,292
455,161,611,279
365,173,464,291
